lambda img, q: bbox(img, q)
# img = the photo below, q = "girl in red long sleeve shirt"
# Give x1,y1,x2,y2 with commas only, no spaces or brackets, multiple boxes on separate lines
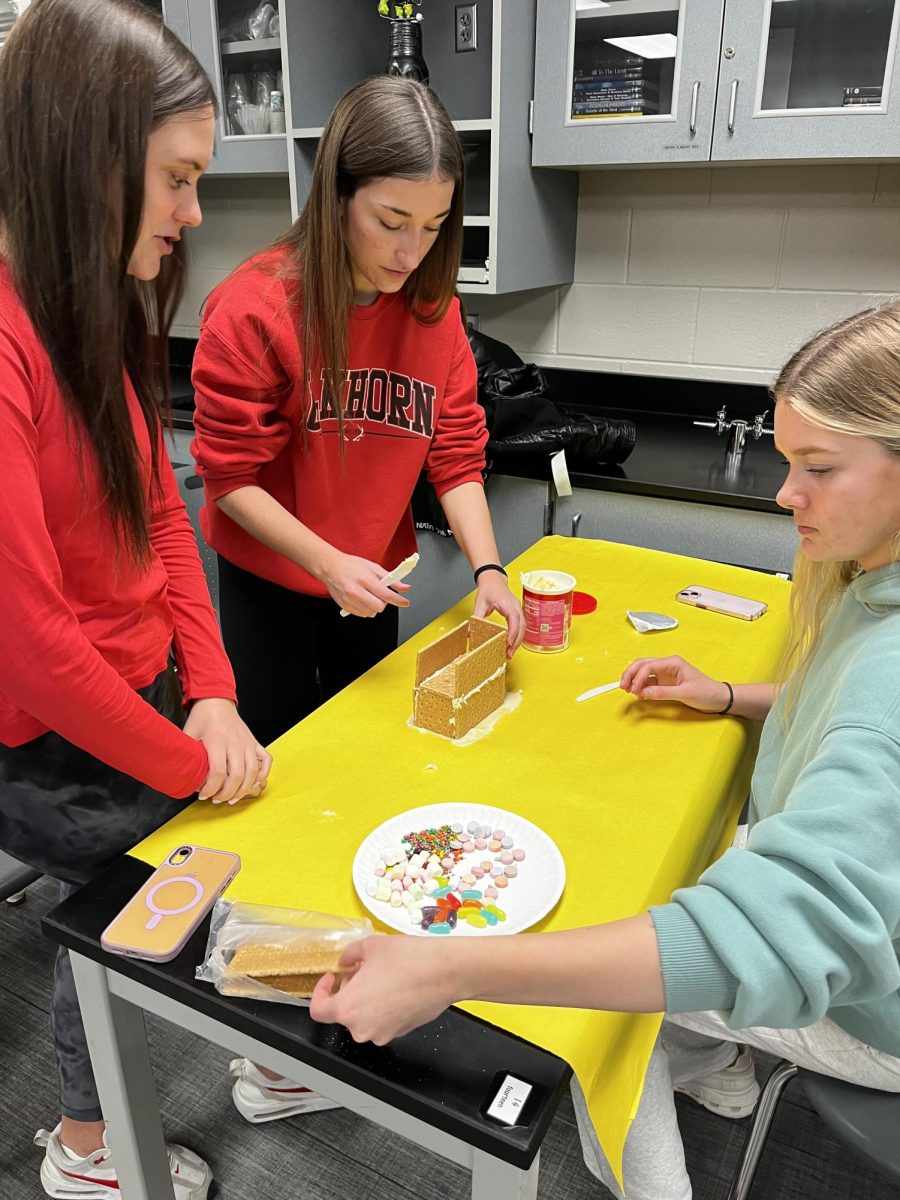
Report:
192,76,525,756
0,3,269,1195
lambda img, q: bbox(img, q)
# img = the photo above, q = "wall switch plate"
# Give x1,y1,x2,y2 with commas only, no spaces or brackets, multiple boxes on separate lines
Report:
455,3,477,53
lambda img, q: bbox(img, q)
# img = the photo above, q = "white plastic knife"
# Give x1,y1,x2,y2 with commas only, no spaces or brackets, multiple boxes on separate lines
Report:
576,680,620,703
339,552,420,618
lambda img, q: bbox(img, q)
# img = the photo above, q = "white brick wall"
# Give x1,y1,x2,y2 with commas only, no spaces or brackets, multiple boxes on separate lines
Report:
473,164,900,386
171,176,293,338
174,166,900,388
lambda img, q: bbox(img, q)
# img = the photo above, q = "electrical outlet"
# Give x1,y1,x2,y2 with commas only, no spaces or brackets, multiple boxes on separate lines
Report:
455,3,477,53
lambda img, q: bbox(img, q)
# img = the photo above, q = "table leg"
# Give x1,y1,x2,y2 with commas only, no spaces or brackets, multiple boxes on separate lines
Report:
69,953,174,1200
471,1148,540,1200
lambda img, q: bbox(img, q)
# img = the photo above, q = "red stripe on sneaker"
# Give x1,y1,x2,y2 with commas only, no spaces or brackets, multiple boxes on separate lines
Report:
60,1167,120,1190
266,1086,313,1095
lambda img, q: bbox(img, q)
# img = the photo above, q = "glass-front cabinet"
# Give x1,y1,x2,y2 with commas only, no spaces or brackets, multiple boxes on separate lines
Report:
167,0,288,174
534,0,726,166
713,0,900,160
533,0,900,167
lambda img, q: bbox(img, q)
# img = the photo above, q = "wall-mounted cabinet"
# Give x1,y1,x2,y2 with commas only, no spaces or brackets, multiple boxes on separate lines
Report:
533,0,900,169
163,0,288,174
282,0,578,294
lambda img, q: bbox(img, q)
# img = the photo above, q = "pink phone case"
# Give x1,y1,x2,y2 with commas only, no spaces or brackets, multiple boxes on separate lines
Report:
676,586,767,621
100,845,241,962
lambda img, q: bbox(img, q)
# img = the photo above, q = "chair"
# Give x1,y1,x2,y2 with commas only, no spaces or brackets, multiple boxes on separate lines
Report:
727,1060,900,1199
172,464,219,616
0,848,41,905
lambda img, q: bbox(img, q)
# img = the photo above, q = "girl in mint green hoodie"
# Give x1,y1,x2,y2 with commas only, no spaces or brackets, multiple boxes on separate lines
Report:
310,304,900,1199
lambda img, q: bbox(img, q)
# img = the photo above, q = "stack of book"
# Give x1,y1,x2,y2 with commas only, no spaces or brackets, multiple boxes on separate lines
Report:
842,85,882,106
571,58,659,118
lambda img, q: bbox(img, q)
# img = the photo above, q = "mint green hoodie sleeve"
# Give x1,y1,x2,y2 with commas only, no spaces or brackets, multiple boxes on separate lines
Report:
650,720,900,1033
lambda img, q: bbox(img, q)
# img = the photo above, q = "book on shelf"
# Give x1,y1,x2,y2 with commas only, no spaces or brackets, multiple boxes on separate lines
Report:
573,80,659,94
575,56,644,73
571,109,648,119
573,85,657,99
573,88,659,103
574,71,647,86
841,84,882,105
572,107,659,117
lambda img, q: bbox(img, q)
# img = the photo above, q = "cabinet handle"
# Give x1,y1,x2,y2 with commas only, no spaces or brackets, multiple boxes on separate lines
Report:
728,79,739,132
689,80,700,133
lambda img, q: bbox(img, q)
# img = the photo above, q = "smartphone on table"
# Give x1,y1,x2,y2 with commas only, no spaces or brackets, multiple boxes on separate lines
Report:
100,845,240,962
676,586,767,621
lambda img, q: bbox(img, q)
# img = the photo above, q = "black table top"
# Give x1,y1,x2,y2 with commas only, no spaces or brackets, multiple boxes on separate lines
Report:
44,856,571,1170
494,408,788,515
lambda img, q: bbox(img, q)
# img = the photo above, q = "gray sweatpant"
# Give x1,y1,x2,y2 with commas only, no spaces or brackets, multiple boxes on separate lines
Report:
572,1010,900,1200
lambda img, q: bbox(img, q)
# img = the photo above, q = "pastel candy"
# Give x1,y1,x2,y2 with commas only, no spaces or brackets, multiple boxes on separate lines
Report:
485,885,499,899
429,922,452,935
461,889,483,900
499,851,514,865
501,836,514,849
495,875,508,888
467,914,488,928
492,829,505,840
475,838,487,850
504,865,518,878
513,849,526,862
463,841,476,852
451,823,464,833
467,820,479,833
390,891,403,907
488,839,502,852
484,905,506,921
483,910,498,926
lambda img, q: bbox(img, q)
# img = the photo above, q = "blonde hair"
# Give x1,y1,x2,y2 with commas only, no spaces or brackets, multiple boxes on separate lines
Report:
774,302,900,712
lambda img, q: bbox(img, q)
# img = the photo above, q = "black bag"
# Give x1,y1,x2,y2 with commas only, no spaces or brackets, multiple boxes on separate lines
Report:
480,361,636,466
411,328,636,535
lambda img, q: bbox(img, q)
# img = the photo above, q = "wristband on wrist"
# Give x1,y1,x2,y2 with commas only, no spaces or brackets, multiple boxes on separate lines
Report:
473,563,507,584
717,681,734,715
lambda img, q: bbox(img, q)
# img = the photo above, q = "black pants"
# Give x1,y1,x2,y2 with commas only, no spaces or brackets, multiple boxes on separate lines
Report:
218,555,400,747
0,666,190,1120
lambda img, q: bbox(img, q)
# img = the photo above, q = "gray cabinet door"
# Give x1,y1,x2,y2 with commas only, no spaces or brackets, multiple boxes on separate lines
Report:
185,0,288,175
161,0,192,50
712,0,900,162
532,0,725,168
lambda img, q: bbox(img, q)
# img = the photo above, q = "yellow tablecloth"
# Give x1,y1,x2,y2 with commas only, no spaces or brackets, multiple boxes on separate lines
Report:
135,535,791,1182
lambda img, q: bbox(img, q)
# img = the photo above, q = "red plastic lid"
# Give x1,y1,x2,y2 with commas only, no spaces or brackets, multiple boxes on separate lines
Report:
572,590,597,615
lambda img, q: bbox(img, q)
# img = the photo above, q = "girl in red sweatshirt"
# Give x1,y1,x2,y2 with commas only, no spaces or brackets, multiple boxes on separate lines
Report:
192,76,525,754
0,3,269,1195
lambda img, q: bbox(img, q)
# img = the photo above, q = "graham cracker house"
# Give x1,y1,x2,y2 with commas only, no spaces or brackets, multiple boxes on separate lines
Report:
413,616,507,740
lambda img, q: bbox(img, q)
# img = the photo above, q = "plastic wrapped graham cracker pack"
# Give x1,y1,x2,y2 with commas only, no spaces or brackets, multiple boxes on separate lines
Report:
197,899,373,1006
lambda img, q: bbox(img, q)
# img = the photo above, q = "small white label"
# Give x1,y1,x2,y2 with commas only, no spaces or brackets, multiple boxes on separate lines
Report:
486,1075,533,1126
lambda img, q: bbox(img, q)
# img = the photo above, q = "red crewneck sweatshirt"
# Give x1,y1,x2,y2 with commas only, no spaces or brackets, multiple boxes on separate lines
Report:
0,265,236,798
191,248,487,595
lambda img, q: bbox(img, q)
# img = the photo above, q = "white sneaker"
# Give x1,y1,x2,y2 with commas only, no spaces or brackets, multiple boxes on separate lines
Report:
675,1045,760,1119
229,1057,342,1123
35,1124,211,1199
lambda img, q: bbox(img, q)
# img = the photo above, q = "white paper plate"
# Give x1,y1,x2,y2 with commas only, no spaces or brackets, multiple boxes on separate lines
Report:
352,804,565,936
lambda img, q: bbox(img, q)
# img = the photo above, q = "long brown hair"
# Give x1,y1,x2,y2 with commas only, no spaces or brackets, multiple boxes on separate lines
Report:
0,0,215,562
275,75,465,436
773,302,900,711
